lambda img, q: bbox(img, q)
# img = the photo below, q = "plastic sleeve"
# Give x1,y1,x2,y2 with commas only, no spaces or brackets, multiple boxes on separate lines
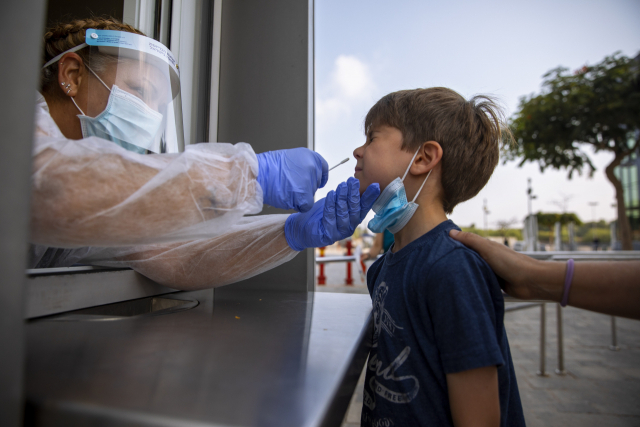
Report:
30,106,262,248
80,215,298,290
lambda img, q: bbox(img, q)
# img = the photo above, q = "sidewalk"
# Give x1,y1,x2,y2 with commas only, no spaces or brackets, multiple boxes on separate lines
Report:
328,284,640,426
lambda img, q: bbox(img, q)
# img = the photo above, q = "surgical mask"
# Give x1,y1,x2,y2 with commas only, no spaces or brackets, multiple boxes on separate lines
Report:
367,148,432,234
71,67,163,154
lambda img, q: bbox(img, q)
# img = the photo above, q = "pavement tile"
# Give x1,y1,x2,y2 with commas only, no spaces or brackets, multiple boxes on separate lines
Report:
619,368,640,380
529,411,640,427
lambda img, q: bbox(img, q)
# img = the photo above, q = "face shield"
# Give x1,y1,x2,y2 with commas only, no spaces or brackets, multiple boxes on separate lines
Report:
44,29,184,154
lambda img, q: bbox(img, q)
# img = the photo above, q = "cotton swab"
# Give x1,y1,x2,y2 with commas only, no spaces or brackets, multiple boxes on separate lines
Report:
329,158,349,171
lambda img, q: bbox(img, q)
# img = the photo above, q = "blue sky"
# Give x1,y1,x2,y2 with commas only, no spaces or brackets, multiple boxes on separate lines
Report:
314,0,640,229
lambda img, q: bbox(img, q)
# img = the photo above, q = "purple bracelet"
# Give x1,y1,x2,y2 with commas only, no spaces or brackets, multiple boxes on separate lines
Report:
561,259,574,307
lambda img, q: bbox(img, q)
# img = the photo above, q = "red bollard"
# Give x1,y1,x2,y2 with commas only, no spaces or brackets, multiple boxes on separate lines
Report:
317,246,326,285
345,240,353,285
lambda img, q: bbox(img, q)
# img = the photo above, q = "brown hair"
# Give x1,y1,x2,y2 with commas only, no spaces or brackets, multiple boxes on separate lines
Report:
41,17,145,99
364,87,510,214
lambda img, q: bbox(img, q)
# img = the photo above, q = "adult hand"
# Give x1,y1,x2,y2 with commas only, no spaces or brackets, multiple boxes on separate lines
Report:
284,178,380,251
450,229,640,319
361,251,373,262
257,148,328,212
448,229,551,301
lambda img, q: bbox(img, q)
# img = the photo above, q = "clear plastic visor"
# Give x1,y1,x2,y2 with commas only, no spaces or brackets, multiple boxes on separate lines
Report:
82,30,184,154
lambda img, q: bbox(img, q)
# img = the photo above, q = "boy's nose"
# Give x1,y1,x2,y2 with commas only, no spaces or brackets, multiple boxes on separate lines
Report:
353,144,364,159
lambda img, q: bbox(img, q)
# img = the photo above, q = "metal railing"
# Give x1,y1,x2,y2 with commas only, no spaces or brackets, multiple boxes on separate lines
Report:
504,251,640,375
318,250,640,375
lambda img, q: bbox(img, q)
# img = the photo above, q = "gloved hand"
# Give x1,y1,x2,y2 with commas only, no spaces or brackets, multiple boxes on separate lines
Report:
257,148,329,212
284,177,381,251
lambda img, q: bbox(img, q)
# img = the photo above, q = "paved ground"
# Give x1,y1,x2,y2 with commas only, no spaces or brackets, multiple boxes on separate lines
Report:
317,262,640,427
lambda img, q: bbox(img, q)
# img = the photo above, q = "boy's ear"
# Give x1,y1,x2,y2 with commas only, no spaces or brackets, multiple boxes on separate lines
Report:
411,141,443,175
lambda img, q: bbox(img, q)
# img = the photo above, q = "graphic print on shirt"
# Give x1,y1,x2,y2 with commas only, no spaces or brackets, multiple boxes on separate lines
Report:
365,281,420,410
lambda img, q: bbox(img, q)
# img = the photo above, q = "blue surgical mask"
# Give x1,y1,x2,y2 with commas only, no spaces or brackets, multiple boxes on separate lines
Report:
71,67,163,154
368,148,432,234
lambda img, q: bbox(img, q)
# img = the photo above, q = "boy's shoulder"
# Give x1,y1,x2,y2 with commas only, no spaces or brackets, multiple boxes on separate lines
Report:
398,222,500,303
412,221,493,276
368,220,498,294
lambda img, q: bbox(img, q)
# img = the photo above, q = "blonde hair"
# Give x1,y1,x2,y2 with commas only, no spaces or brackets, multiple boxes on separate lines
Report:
41,17,145,99
365,88,512,214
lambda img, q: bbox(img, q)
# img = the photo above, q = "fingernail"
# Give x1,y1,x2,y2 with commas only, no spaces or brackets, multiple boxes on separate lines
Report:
449,229,459,236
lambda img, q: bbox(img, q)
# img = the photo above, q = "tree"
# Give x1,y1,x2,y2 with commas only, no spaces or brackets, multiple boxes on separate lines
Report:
506,52,640,249
549,192,573,213
495,217,518,232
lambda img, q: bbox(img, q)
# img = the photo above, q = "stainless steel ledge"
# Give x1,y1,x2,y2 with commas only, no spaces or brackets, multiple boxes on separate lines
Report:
25,290,373,427
26,268,178,319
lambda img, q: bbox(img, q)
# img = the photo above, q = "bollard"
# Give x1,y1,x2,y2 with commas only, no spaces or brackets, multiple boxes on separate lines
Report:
537,303,548,376
345,240,353,285
317,247,326,285
610,316,620,351
554,222,562,251
555,304,566,375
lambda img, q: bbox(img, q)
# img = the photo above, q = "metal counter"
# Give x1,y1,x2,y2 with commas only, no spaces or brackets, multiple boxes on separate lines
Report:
25,290,372,427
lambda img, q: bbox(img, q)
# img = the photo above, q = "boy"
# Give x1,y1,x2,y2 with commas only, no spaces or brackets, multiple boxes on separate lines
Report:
354,88,525,426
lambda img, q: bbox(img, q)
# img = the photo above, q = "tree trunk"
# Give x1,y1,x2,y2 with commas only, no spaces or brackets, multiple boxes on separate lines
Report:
605,155,633,250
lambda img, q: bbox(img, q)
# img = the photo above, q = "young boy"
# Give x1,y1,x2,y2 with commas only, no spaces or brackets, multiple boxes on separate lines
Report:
354,88,525,426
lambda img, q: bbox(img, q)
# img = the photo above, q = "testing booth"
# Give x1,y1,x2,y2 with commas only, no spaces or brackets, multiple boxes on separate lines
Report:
1,0,373,425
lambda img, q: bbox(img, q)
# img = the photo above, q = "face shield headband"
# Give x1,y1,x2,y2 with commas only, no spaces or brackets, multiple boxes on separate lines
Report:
42,29,183,154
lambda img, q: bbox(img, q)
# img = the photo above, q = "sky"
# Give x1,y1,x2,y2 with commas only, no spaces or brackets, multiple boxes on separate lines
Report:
313,0,640,229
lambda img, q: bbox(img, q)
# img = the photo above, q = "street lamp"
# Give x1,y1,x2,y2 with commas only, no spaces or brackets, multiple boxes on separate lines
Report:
526,179,538,251
588,202,599,247
483,198,490,236
527,178,537,217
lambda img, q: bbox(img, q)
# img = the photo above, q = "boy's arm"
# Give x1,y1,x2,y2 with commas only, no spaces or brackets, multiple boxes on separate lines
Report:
446,366,500,427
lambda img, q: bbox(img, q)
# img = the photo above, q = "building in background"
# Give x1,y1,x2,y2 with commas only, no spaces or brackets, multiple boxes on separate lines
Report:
613,53,640,249
617,148,640,247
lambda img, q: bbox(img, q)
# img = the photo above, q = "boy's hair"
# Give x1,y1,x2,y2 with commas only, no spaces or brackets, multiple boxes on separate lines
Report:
364,87,509,214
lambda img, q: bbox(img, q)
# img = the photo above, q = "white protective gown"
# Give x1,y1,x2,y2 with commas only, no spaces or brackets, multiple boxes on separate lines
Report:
29,95,298,289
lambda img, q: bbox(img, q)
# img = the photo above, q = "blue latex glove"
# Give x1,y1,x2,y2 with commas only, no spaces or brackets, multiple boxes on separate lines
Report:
284,177,381,251
257,148,329,212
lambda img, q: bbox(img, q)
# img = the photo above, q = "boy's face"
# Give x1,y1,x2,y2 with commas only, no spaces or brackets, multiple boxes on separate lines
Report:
353,125,415,194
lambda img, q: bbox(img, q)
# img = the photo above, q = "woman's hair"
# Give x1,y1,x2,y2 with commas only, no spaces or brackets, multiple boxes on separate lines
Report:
41,17,145,99
364,88,512,214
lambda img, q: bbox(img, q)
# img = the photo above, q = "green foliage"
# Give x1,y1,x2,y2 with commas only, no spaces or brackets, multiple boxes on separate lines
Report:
461,226,523,240
576,221,611,240
535,211,582,228
506,52,640,177
463,222,612,246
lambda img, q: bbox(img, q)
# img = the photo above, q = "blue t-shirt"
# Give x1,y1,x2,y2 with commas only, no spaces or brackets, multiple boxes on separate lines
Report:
362,220,525,427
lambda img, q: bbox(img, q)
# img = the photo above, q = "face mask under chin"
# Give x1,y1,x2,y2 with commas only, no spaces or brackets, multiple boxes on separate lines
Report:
367,148,432,234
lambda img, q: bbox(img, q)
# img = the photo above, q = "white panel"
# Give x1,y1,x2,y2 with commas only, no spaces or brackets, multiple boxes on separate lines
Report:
122,0,156,36
169,0,182,60
137,0,157,36
172,0,198,145
122,0,138,27
208,0,223,143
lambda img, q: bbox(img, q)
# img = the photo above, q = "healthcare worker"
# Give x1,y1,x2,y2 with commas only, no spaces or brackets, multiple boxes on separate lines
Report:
31,18,380,289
